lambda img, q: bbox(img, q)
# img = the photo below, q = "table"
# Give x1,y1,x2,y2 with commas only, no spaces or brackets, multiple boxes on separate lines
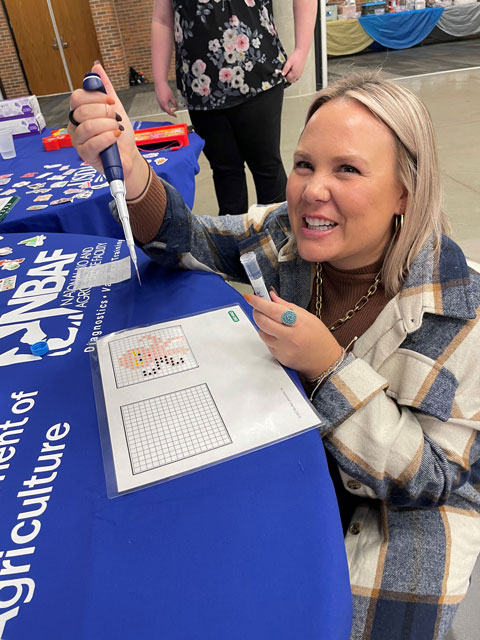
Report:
426,3,480,42
358,7,444,48
0,231,352,639
327,7,444,55
327,18,374,56
0,121,204,238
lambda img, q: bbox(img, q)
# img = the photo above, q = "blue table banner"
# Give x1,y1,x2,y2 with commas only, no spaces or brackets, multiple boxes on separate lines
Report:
0,232,352,639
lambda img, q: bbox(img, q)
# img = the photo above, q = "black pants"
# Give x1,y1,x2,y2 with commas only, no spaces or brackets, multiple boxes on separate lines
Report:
189,83,287,215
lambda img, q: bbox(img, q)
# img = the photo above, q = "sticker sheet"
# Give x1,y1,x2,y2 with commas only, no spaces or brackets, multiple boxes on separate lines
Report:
93,305,321,496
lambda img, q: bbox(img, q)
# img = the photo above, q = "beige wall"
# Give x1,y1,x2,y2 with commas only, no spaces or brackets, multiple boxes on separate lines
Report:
273,0,317,98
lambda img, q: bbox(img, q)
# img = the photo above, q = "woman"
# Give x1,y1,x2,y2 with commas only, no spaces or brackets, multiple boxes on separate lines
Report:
68,65,480,639
151,0,317,215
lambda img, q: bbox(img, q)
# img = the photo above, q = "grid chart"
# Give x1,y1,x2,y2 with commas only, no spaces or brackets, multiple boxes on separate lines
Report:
109,325,198,388
121,384,232,475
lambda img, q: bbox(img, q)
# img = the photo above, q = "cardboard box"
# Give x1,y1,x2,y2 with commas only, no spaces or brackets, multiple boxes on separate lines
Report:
0,95,41,121
362,1,386,14
340,4,357,18
326,4,338,20
0,113,46,138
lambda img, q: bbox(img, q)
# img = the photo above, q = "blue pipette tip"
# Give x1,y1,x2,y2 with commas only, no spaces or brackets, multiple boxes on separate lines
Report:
30,341,49,356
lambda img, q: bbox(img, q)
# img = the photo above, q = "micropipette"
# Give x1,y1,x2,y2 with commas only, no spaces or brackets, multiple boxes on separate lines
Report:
82,72,141,285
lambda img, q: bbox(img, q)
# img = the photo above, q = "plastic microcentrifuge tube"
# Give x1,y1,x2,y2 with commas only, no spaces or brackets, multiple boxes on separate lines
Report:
240,251,271,300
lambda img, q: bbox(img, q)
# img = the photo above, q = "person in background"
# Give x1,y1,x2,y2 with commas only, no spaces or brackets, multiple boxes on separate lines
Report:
68,65,480,639
151,0,317,215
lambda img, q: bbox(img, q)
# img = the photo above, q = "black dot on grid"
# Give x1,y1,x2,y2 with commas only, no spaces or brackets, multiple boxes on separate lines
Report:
110,326,199,389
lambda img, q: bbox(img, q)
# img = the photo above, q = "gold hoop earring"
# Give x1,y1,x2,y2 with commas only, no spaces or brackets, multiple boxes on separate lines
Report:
394,213,404,233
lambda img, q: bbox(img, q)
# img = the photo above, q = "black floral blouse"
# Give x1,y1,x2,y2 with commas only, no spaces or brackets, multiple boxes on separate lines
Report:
172,0,288,110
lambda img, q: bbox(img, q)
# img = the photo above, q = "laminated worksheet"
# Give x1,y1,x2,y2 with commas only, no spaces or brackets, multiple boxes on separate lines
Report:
92,304,321,496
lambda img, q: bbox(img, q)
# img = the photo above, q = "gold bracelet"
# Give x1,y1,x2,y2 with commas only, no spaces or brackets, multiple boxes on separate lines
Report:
307,336,358,399
307,350,346,386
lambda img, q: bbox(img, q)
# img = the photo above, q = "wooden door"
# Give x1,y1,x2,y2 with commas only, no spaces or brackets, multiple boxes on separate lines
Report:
51,0,102,90
3,0,102,96
4,0,68,95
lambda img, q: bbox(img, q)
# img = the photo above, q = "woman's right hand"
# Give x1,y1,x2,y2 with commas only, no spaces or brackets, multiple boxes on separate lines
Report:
67,62,149,200
155,81,178,117
243,290,343,382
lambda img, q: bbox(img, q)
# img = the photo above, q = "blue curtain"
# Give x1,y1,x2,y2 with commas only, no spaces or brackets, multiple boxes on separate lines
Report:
359,7,444,49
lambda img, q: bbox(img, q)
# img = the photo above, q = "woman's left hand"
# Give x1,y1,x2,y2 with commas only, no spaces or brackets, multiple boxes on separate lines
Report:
244,290,343,380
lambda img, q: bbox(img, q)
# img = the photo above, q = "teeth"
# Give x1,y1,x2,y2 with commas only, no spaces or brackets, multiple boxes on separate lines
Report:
305,217,336,229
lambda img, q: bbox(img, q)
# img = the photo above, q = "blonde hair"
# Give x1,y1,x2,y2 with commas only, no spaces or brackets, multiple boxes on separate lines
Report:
303,71,451,296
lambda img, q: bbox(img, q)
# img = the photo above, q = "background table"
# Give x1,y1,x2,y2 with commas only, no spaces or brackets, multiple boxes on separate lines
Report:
327,7,444,55
327,4,480,56
0,232,352,639
0,121,203,237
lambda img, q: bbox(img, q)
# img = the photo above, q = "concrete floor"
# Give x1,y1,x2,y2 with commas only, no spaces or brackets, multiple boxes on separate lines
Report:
328,37,480,80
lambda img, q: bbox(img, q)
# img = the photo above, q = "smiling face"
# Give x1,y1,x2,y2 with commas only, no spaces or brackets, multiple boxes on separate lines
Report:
287,98,407,270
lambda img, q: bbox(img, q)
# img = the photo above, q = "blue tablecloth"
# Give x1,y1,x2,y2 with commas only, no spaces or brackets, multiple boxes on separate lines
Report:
359,7,444,49
0,122,203,238
0,232,352,639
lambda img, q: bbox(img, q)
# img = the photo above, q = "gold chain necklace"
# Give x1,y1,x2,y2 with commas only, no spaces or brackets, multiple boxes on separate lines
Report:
315,262,382,332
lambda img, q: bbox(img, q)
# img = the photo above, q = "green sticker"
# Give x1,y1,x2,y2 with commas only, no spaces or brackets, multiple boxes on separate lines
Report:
228,310,239,322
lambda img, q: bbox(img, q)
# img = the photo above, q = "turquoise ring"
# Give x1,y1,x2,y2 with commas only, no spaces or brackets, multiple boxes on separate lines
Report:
281,310,297,326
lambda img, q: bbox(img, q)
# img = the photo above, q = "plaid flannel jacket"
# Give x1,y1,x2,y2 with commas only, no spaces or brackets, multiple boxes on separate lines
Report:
134,182,480,639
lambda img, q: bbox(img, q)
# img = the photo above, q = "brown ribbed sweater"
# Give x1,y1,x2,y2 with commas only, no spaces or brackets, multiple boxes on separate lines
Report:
308,259,390,350
127,169,167,244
